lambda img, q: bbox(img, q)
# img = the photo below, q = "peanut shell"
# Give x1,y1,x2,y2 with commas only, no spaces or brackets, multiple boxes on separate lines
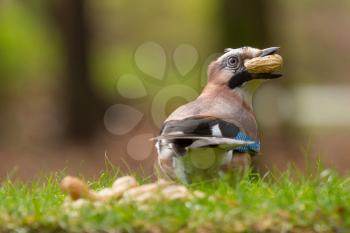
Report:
245,54,283,73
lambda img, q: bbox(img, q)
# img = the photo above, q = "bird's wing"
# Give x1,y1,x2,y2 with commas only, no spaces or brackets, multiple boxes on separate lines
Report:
190,137,253,150
153,134,253,150
154,117,256,151
160,116,242,138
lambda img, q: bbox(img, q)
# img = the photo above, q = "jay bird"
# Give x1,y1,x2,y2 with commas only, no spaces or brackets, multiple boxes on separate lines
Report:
155,47,283,183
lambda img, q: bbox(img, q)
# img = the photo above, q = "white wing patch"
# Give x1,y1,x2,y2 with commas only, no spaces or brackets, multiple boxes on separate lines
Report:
211,124,222,137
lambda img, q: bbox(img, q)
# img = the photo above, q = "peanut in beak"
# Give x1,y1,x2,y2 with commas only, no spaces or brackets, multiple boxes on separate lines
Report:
244,54,283,73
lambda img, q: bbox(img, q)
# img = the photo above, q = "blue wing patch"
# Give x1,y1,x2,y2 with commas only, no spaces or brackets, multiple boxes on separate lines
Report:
234,131,260,153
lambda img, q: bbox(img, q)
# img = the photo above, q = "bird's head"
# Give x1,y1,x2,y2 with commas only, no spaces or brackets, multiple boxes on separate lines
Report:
207,46,283,90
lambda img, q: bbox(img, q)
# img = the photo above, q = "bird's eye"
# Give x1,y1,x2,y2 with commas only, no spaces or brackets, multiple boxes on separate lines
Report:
227,56,239,68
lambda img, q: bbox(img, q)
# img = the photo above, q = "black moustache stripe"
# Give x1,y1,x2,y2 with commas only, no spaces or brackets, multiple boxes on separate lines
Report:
228,70,252,89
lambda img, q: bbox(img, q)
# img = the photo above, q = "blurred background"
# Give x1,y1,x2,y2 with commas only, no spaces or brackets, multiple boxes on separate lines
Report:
1,0,350,180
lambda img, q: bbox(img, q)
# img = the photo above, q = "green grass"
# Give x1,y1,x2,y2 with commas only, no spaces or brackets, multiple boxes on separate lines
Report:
0,167,349,233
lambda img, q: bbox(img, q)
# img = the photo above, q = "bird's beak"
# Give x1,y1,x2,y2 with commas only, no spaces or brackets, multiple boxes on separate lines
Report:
253,72,282,79
244,46,283,79
260,47,280,57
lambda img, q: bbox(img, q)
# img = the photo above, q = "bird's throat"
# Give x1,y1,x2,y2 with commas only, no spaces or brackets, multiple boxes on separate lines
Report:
236,79,265,107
